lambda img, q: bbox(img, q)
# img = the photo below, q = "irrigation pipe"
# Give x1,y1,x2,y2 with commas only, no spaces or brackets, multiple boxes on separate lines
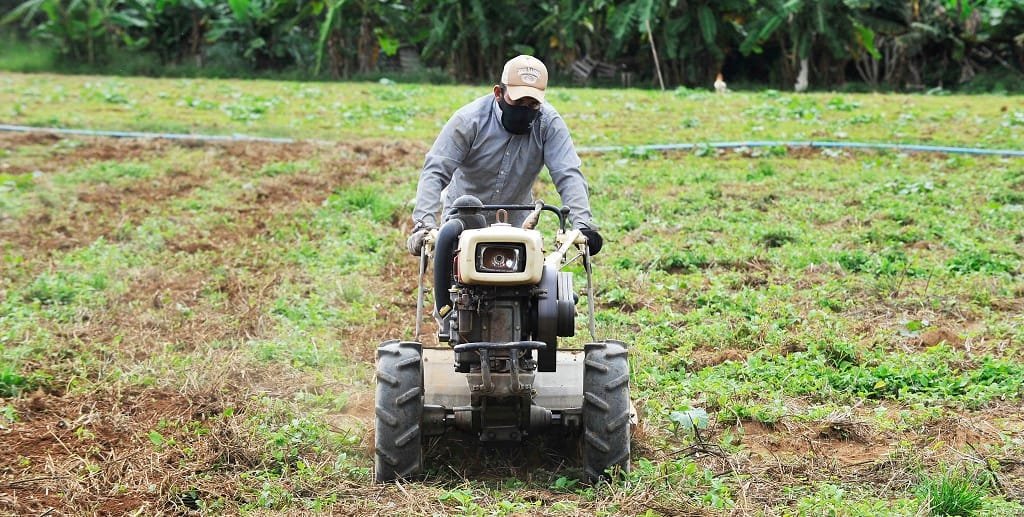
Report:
1,123,1022,157
577,140,1024,157
0,124,296,144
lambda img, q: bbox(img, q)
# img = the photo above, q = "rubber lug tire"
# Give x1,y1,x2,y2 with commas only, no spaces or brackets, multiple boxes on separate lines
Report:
374,340,424,483
582,340,631,482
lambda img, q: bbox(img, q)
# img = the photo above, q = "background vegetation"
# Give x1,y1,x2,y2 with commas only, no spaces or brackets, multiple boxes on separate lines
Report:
2,0,1024,91
1,73,1022,514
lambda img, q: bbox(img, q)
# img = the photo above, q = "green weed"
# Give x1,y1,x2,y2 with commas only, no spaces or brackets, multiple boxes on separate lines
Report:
794,484,919,516
62,160,153,184
323,186,399,224
0,403,17,424
0,365,28,397
259,160,312,177
758,228,798,248
947,249,1018,275
916,470,987,516
668,344,1024,410
221,94,283,122
625,458,735,510
25,271,109,306
0,172,35,191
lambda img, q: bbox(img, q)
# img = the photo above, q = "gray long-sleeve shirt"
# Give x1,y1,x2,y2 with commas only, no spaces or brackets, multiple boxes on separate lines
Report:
412,94,595,230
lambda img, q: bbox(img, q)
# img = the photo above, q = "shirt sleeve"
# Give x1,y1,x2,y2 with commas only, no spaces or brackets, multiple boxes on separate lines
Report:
543,114,595,229
412,113,474,228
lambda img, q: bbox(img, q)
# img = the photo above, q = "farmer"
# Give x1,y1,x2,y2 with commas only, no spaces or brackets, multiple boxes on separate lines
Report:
406,55,603,256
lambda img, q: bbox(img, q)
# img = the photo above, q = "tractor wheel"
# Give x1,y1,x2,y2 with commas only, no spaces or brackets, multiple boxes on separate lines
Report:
582,340,631,482
374,340,424,483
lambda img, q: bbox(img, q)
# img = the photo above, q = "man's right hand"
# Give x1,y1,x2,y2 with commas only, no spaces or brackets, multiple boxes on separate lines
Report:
407,226,435,256
580,227,603,256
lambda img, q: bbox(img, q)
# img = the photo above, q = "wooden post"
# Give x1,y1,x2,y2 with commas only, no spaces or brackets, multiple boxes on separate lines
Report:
645,19,666,91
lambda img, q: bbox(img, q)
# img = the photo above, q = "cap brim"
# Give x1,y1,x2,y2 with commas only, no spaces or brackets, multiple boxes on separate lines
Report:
506,85,545,102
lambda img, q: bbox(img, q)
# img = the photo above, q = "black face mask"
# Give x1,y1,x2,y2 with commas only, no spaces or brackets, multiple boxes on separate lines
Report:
498,97,539,135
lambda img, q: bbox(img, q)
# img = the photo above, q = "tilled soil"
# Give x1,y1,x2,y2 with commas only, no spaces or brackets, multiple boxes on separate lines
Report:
1,134,1021,514
0,133,422,254
1,134,425,514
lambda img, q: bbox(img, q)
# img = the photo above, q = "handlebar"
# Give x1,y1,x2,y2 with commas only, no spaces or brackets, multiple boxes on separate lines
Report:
444,202,569,231
424,212,589,254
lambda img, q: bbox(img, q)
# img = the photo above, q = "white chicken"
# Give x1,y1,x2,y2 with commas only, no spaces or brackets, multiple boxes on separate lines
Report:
714,73,727,94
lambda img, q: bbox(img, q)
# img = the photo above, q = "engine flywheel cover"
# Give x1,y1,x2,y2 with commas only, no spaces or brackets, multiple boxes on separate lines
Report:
556,271,576,337
535,265,559,371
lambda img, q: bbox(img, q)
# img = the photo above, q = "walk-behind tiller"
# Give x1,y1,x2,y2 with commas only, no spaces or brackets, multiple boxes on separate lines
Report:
375,195,632,483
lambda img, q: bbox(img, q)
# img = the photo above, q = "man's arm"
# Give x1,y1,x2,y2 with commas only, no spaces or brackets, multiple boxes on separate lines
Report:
543,114,595,229
412,114,474,228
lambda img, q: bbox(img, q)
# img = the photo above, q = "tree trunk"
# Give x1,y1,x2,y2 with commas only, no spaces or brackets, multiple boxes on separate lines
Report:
776,32,794,88
191,12,204,68
357,16,376,74
834,58,848,87
328,31,343,79
814,49,829,88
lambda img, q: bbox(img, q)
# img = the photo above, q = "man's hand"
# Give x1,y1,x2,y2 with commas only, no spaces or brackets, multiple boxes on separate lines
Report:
407,226,435,256
580,228,603,256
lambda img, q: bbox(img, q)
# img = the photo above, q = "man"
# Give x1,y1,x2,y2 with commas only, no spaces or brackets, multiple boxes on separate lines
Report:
407,55,603,256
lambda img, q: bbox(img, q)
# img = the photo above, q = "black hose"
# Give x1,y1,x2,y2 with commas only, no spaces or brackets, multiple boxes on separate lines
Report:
433,218,465,314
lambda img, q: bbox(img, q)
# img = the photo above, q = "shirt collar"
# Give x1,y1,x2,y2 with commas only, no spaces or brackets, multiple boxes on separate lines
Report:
491,97,501,119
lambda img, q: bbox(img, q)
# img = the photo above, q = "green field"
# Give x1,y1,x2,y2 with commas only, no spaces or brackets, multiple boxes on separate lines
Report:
3,72,1023,147
1,71,1023,515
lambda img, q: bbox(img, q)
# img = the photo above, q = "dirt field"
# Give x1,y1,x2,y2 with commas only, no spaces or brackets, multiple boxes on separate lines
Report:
2,131,1022,515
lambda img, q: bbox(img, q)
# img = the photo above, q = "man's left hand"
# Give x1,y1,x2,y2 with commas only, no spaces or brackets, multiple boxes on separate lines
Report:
580,228,603,256
407,226,434,256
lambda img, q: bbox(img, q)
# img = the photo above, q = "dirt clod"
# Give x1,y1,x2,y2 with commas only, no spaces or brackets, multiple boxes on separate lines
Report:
918,328,962,347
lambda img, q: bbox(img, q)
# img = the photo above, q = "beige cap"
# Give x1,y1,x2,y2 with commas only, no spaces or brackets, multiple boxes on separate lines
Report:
501,55,548,102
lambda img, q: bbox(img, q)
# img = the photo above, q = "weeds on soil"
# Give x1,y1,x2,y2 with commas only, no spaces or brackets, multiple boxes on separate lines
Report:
1,80,1023,514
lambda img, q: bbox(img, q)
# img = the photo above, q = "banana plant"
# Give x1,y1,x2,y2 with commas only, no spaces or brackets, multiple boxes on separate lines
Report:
600,0,748,86
206,0,319,69
313,0,344,76
534,0,601,66
313,0,410,77
417,0,533,81
110,0,215,64
2,0,125,64
3,0,1022,88
740,0,870,89
909,0,1024,85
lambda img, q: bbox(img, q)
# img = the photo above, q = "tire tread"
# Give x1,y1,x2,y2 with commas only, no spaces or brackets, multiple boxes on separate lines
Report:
582,341,631,483
374,341,424,483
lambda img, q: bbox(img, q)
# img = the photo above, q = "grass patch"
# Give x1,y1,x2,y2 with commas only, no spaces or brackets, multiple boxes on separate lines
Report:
0,77,1021,514
916,470,987,516
0,72,1020,147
